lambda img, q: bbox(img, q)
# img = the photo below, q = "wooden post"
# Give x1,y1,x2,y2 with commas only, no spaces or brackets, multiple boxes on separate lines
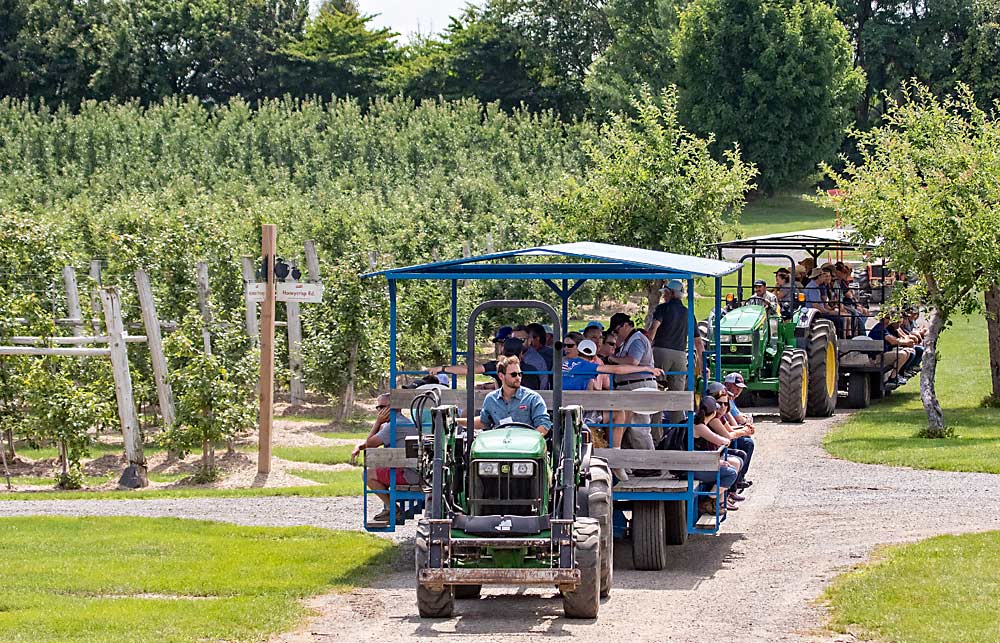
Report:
304,240,320,282
135,270,175,430
195,262,213,355
240,256,258,341
258,225,277,475
287,297,304,405
62,267,83,337
99,287,147,488
89,260,102,334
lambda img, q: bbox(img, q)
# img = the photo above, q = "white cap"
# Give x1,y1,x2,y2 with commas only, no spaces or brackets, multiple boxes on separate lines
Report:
578,339,597,356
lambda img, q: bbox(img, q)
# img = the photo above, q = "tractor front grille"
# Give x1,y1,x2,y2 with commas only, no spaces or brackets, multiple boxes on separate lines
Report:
470,460,543,517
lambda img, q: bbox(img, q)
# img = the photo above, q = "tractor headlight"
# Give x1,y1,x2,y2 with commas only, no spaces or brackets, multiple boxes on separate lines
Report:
734,334,752,343
477,461,499,476
511,462,534,477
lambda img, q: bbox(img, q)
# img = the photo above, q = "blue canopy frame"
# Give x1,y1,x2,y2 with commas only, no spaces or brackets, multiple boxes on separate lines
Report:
361,242,742,531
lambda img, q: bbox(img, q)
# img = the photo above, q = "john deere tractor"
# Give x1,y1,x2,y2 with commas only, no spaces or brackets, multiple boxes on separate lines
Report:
701,262,838,422
414,301,612,618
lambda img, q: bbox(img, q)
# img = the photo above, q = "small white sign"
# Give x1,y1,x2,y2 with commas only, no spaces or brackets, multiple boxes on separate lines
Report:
247,282,324,304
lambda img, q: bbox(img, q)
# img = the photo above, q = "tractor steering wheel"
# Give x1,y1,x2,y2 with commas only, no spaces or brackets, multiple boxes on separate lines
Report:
494,421,539,431
745,296,775,313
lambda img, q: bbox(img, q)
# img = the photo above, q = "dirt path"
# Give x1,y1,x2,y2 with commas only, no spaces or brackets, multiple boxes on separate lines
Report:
272,410,999,643
1,411,997,641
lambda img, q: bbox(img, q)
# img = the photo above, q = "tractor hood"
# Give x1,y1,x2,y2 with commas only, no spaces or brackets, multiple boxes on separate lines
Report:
471,426,546,459
720,305,767,334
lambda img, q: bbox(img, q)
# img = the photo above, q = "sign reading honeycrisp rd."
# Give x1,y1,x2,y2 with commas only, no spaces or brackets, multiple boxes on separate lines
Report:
247,282,324,303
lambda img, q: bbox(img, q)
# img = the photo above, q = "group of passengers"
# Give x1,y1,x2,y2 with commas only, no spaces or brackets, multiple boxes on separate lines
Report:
769,259,872,339
868,306,926,386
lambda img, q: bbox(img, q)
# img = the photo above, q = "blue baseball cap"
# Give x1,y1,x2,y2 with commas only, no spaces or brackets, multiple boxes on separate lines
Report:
492,326,513,342
580,320,604,332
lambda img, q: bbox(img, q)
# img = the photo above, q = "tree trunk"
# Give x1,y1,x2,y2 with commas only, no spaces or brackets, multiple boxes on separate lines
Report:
985,285,1000,402
644,280,664,328
918,306,947,437
59,440,69,477
3,428,14,460
339,340,359,420
201,438,215,477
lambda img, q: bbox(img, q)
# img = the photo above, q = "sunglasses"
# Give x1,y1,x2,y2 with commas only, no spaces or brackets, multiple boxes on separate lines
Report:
564,342,576,348
376,404,388,411
506,371,523,377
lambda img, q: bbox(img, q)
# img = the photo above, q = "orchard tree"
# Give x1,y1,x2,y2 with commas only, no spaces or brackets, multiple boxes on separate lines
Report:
550,87,757,320
826,82,1000,436
674,0,864,194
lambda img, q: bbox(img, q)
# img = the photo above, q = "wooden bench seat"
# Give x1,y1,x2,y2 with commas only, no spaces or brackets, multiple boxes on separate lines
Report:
613,474,688,493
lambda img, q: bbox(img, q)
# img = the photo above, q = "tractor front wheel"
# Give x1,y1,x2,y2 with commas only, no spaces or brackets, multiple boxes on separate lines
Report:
778,348,808,423
563,518,601,619
415,520,455,618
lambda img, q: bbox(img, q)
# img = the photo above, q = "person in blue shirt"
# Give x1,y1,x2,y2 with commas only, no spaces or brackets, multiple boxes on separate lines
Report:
562,338,663,391
480,356,552,435
869,312,914,385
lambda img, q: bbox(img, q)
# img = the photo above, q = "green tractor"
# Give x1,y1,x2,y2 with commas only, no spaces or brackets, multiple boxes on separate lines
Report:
414,301,612,618
701,262,838,422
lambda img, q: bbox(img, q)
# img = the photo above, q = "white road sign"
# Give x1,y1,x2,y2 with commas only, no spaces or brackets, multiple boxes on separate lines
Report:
247,282,324,303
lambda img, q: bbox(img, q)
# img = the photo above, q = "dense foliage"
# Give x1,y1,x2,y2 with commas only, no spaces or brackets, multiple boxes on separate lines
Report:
674,0,864,194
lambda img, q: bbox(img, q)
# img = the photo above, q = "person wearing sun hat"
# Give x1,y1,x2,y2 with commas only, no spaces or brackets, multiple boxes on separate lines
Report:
580,320,605,344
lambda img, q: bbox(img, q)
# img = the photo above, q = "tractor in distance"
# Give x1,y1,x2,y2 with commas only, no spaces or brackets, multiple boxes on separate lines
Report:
700,255,839,422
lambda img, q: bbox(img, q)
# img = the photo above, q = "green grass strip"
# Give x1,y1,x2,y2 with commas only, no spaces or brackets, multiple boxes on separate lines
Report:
824,314,1000,473
825,531,1000,643
0,516,394,643
272,445,356,465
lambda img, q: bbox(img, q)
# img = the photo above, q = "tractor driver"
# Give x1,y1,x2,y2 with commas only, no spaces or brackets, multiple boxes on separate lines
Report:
747,279,778,312
479,355,552,436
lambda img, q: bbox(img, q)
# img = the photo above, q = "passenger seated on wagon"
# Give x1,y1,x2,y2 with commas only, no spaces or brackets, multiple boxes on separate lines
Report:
773,268,793,304
691,396,740,514
435,336,526,390
897,307,925,376
804,266,846,337
703,384,751,505
868,311,915,386
351,392,421,524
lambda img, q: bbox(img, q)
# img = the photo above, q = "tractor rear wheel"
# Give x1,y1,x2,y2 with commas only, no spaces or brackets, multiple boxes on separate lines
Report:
563,518,601,619
847,371,871,408
415,520,455,618
587,458,613,598
664,500,687,546
778,348,808,423
631,501,667,570
806,320,838,416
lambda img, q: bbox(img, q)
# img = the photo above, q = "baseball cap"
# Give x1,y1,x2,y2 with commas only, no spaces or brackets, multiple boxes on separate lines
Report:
706,381,725,396
492,326,513,342
724,372,747,388
502,337,525,356
609,312,632,332
578,339,597,356
581,320,605,332
701,395,720,413
543,324,553,335
659,278,685,293
753,279,766,287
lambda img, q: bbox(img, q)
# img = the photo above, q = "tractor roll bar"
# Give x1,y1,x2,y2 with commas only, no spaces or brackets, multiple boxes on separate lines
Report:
464,300,567,519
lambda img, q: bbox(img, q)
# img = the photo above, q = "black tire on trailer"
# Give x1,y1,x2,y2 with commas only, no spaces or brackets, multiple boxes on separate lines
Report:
415,520,455,618
778,348,808,423
870,372,887,399
847,371,871,408
453,585,481,599
563,518,601,619
664,500,687,546
806,320,839,416
631,501,667,570
587,458,614,598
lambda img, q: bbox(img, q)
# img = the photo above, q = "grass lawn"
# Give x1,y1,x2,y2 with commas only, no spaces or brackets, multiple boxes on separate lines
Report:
732,188,836,239
825,531,1000,643
0,516,393,643
824,314,1000,473
288,468,363,488
0,469,361,501
272,445,356,466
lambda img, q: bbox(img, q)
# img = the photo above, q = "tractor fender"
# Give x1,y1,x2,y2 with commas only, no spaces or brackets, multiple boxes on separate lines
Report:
794,307,817,349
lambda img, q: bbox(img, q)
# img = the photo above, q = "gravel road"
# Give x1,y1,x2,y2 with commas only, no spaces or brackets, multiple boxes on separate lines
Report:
2,410,997,642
